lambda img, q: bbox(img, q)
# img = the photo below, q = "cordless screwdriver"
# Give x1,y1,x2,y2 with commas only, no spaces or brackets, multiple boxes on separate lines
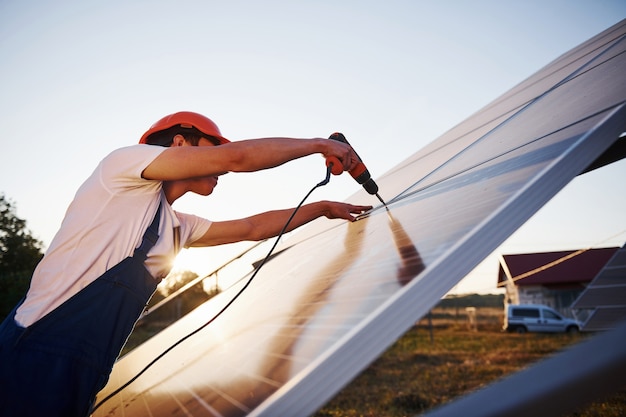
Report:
325,132,387,207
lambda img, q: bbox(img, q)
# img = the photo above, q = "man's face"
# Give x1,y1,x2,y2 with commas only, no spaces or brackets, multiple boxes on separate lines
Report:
187,136,221,196
172,135,223,196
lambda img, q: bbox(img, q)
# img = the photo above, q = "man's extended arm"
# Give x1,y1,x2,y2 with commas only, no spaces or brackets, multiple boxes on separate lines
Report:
189,201,372,247
142,137,359,180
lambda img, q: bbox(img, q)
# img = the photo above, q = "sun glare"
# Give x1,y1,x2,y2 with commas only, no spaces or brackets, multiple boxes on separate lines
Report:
171,247,218,277
170,242,263,291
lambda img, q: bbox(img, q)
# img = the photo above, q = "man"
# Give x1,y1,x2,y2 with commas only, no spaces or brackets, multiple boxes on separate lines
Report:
0,111,371,416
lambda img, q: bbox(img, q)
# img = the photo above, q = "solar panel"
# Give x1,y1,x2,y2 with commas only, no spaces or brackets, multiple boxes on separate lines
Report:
93,19,626,416
572,243,626,331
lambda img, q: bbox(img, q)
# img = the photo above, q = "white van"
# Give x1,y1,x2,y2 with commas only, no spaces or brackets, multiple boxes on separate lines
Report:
503,304,580,334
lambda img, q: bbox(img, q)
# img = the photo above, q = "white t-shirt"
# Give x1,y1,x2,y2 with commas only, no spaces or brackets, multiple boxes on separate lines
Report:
15,145,213,327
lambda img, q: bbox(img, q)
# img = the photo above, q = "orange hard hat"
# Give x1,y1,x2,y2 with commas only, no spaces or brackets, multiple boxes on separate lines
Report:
139,111,230,144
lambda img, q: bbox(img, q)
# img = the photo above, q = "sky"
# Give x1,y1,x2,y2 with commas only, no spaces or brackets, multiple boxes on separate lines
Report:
1,0,625,295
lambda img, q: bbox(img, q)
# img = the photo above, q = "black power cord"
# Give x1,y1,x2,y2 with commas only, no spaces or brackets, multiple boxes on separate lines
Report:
93,166,334,412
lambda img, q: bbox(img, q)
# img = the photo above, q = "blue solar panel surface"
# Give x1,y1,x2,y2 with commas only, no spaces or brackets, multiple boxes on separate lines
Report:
94,20,626,417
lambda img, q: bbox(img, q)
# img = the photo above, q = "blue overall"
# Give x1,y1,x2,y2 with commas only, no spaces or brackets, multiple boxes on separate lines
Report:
0,204,162,417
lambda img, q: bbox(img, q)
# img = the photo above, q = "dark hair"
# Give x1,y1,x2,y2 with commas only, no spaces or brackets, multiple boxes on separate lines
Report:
144,125,222,147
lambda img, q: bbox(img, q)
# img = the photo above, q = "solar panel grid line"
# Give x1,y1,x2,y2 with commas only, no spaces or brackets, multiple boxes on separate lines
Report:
594,274,626,285
186,379,250,416
412,96,624,197
389,121,595,212
132,363,224,413
165,374,229,417
168,389,195,417
187,392,229,417
130,388,190,417
599,265,626,281
590,307,626,317
588,312,626,326
140,394,156,417
595,304,626,309
573,288,626,306
497,33,626,134
578,282,626,290
380,111,512,178
554,20,626,69
391,137,561,206
483,22,626,113
385,101,618,209
209,371,279,415
434,54,625,182
527,104,626,192
388,24,625,185
386,99,583,195
260,350,311,368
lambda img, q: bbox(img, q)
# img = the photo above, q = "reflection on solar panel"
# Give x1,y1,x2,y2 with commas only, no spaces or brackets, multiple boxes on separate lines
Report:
94,19,626,416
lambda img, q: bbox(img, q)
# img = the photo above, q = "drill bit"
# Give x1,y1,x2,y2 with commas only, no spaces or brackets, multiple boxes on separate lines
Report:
375,192,388,209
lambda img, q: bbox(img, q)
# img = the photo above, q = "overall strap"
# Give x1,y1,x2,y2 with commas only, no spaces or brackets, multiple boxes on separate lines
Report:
133,202,162,261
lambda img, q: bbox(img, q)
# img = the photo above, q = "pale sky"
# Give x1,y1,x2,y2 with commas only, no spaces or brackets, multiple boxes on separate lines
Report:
1,1,625,294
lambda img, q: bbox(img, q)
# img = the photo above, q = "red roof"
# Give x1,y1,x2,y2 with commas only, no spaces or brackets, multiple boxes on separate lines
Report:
498,247,619,286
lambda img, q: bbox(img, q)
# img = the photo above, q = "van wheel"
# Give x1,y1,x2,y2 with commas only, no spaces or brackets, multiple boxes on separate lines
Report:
515,326,527,334
566,326,579,334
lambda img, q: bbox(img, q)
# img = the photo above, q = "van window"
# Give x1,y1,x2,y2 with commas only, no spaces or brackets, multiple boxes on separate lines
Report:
543,310,561,320
511,308,539,318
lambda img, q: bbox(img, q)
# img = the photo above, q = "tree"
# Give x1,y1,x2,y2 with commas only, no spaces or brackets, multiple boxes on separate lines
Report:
152,269,215,321
0,193,44,318
157,269,201,297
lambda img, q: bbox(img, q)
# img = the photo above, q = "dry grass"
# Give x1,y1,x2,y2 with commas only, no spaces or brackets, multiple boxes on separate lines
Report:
314,308,625,417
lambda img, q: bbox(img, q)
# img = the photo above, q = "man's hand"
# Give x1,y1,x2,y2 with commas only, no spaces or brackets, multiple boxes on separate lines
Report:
319,138,361,174
323,201,373,222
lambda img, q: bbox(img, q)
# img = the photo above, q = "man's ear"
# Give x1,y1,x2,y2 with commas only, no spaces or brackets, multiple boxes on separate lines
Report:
172,134,186,147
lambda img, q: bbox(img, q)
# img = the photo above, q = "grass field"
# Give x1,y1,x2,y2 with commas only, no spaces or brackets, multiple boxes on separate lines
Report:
313,307,625,417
